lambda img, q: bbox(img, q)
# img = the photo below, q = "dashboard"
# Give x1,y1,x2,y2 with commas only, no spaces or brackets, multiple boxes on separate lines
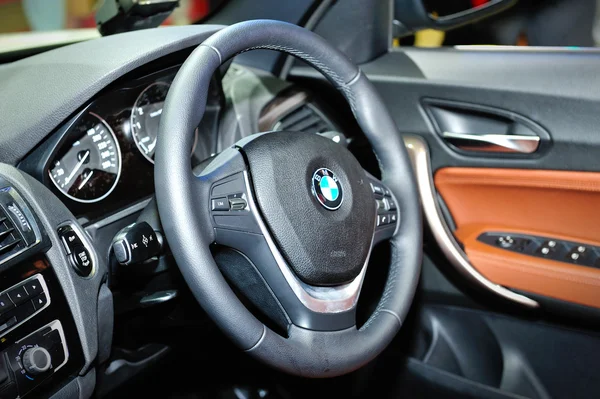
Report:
0,24,360,399
21,64,222,222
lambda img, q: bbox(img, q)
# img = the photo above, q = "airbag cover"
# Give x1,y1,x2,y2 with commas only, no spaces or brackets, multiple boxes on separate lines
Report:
243,132,376,286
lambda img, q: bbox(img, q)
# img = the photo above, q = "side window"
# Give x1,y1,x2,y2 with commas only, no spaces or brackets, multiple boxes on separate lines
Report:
395,0,598,48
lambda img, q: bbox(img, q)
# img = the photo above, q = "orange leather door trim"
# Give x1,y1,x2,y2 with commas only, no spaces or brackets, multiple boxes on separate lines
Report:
435,167,600,309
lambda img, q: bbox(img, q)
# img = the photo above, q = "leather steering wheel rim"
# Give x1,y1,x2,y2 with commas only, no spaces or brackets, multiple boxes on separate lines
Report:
155,20,422,377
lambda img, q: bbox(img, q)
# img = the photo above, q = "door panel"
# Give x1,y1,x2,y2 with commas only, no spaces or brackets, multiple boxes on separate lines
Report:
435,167,600,243
293,47,600,310
435,167,600,309
361,50,600,172
290,46,600,397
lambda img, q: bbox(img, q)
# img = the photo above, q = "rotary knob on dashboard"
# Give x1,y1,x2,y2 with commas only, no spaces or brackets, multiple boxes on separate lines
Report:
22,347,52,375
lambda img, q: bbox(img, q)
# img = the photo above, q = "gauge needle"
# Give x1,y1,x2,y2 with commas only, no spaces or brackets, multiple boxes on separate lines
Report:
65,150,90,184
78,171,94,190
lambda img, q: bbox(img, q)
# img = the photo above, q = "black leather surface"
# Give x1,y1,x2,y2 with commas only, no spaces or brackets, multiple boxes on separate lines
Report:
155,19,422,377
243,132,375,286
214,248,290,333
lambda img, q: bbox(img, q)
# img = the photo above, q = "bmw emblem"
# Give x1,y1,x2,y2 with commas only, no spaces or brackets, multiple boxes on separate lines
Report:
311,168,343,210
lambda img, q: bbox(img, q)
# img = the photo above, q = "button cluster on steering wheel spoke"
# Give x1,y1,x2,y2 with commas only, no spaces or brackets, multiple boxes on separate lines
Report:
370,179,399,231
209,172,257,234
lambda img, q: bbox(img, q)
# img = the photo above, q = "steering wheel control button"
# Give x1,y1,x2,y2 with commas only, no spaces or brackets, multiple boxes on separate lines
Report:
370,183,384,197
376,199,386,211
377,214,390,226
385,197,397,211
70,246,92,276
208,174,260,233
112,222,162,265
212,197,230,211
311,168,343,211
228,197,248,211
22,347,52,376
389,213,398,223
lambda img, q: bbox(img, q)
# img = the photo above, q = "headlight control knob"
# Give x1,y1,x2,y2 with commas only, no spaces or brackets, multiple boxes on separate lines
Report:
22,347,52,375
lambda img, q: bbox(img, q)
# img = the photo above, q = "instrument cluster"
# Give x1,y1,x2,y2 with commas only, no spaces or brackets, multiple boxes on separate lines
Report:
38,65,221,220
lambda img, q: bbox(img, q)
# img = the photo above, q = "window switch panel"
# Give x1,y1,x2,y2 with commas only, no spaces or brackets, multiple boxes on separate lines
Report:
478,232,600,270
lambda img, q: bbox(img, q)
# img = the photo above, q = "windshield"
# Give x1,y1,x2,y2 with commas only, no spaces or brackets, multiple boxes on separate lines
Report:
0,0,222,37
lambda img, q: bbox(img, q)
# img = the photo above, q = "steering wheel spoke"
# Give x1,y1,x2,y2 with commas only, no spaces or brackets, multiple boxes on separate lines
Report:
205,148,360,331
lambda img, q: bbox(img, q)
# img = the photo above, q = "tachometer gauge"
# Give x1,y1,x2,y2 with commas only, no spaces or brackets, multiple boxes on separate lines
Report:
131,81,197,163
49,112,121,203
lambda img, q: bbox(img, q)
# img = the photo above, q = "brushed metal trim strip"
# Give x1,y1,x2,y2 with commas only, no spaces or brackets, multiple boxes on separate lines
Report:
403,135,539,308
243,171,374,314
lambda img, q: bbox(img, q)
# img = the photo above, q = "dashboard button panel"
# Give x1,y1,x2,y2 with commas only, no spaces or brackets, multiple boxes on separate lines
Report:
3,320,69,399
210,173,257,233
57,224,95,277
0,274,50,339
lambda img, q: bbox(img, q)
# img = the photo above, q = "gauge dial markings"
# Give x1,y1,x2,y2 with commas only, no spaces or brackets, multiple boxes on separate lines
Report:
49,112,122,203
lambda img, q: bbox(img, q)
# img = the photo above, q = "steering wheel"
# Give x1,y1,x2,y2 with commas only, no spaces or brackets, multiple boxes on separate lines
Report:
154,20,422,377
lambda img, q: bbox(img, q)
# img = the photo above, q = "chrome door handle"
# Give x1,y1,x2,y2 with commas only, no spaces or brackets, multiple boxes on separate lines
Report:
442,132,540,154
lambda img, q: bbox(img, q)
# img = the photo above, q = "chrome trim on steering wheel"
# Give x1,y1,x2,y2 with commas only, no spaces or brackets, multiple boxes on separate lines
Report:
243,171,375,314
403,135,539,308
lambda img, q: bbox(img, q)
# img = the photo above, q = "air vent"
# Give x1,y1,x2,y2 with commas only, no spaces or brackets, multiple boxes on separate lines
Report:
0,207,23,261
272,104,336,135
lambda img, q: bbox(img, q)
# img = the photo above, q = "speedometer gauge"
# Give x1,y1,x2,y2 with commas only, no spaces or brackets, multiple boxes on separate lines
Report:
131,81,198,163
49,112,122,203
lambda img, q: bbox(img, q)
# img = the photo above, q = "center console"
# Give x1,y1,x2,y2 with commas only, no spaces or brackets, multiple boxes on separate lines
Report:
0,166,111,399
